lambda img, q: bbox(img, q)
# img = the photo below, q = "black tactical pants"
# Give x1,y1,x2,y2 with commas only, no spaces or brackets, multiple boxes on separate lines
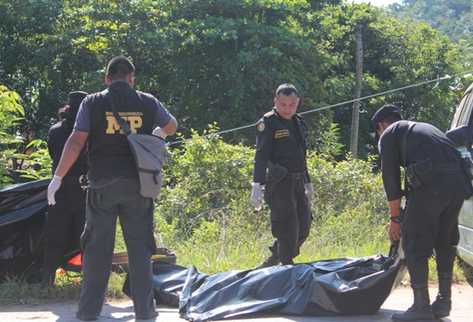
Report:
402,175,465,286
77,178,157,320
42,176,85,284
266,174,312,264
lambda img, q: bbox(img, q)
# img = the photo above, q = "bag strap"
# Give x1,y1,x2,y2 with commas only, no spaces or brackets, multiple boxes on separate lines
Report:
401,121,415,166
400,121,415,198
109,87,150,136
109,93,132,136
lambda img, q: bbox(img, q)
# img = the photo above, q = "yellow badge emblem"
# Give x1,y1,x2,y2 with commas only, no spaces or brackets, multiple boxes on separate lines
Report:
274,129,290,139
256,121,265,132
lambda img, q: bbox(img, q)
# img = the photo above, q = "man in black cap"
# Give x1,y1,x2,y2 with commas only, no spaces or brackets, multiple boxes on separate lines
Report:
42,91,88,286
251,83,313,268
47,56,177,321
372,104,472,321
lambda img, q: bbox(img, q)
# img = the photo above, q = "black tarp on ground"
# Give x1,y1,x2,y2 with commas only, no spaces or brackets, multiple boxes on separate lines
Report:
0,180,50,281
5,180,404,319
0,179,81,282
132,249,404,322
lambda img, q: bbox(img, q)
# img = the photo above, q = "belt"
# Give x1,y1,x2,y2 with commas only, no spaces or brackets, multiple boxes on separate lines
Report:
434,162,462,174
288,172,305,180
407,161,462,174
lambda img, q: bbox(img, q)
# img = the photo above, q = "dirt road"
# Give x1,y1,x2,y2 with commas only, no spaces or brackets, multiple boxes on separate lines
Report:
1,285,471,322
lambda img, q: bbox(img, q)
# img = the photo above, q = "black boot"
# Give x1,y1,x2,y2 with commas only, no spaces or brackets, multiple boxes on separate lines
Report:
392,284,436,322
432,272,452,318
256,243,280,268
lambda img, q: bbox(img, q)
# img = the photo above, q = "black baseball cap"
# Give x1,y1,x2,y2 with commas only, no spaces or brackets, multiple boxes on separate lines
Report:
67,91,88,116
371,104,402,128
275,83,299,97
68,91,88,109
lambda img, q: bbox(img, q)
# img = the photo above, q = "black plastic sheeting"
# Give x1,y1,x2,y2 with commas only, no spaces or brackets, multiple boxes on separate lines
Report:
6,180,404,319
125,249,404,321
0,180,50,281
0,179,81,282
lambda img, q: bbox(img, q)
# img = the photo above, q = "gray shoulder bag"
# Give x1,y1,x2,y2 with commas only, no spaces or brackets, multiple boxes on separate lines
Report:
109,92,169,199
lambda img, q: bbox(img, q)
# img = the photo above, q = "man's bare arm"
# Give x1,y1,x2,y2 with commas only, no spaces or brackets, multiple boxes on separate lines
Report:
388,198,402,241
54,131,88,178
388,198,401,218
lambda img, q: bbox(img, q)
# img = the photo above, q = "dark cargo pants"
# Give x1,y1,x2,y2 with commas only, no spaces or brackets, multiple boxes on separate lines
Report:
402,174,465,286
42,176,85,285
266,174,312,264
77,178,156,319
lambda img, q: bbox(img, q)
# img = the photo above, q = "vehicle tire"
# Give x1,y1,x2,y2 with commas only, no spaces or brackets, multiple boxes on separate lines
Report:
457,257,473,287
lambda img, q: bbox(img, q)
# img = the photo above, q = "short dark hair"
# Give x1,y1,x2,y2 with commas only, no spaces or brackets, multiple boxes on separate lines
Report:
275,83,299,97
371,104,403,128
376,114,402,131
106,56,135,79
382,114,402,125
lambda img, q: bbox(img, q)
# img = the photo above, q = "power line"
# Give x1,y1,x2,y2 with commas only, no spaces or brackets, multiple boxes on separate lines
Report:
161,71,473,232
168,71,473,146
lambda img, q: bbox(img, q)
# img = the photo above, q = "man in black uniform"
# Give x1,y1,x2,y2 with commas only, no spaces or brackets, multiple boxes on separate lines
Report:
372,104,472,321
251,83,313,267
43,91,88,286
47,56,177,321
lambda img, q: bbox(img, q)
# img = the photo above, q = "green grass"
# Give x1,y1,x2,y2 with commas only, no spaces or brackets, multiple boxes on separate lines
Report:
2,142,472,304
1,224,471,305
0,272,126,306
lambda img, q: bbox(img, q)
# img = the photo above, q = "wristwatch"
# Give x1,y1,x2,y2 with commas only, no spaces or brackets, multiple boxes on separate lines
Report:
390,216,401,224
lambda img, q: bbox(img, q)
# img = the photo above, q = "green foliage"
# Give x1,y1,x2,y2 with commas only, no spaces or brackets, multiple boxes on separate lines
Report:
156,125,255,238
153,133,389,272
0,86,25,185
391,0,473,41
391,0,473,69
0,0,467,156
0,86,51,186
309,3,465,156
1,133,469,304
316,123,344,160
15,139,52,180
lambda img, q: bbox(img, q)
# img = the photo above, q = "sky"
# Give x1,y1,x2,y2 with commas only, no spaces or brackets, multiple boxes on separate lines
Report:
352,0,400,6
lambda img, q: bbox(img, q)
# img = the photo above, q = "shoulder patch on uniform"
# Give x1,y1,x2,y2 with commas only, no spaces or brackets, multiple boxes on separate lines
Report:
256,120,265,132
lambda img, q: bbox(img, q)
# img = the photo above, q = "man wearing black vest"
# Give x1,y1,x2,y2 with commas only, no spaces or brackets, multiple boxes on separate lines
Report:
47,56,177,321
372,104,472,322
250,84,313,268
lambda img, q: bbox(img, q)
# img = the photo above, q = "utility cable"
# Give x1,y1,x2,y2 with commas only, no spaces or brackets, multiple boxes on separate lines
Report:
168,71,473,146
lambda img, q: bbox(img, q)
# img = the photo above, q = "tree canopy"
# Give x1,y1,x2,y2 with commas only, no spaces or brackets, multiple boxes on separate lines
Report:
0,0,470,158
391,0,473,41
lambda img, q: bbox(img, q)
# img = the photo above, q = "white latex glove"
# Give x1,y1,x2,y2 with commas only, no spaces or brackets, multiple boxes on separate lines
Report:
152,126,167,139
304,183,314,202
250,182,264,211
47,175,63,206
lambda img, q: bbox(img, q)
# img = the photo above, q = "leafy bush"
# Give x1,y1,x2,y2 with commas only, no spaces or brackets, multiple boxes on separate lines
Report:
154,131,390,273
0,85,24,185
0,86,51,186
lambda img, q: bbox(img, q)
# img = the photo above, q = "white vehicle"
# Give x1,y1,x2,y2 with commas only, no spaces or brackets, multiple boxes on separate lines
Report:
449,83,473,271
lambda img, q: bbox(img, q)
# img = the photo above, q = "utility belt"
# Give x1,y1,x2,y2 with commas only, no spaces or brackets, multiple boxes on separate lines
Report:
405,159,462,189
266,163,305,184
288,172,306,180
